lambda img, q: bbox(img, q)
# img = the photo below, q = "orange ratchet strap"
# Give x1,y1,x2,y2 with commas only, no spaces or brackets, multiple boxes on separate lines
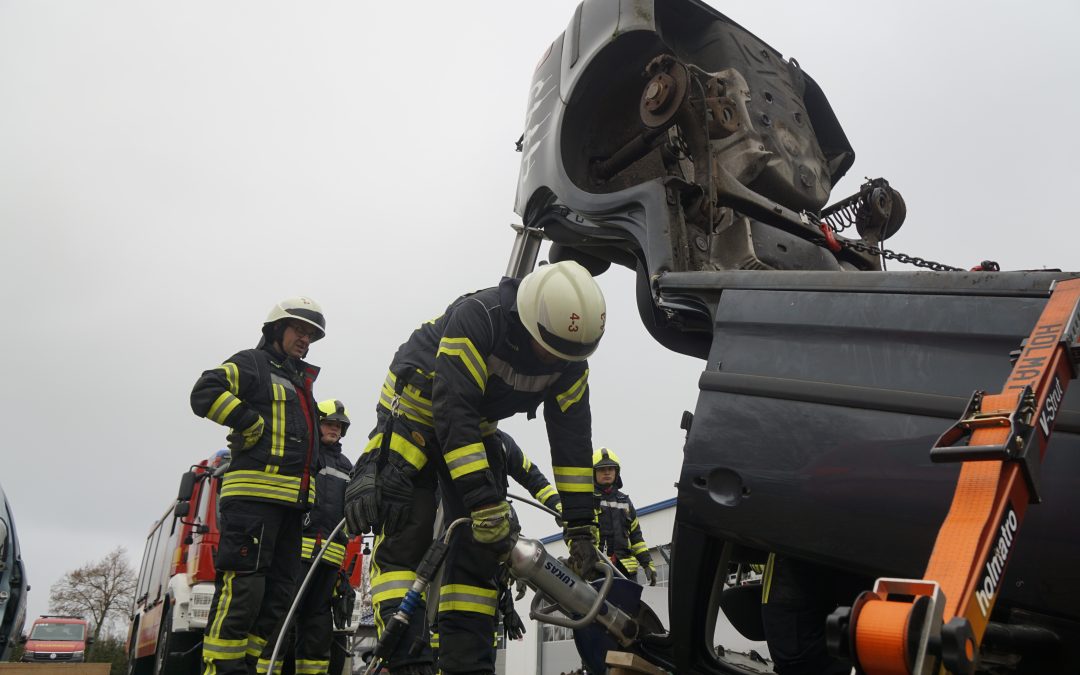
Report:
828,277,1080,675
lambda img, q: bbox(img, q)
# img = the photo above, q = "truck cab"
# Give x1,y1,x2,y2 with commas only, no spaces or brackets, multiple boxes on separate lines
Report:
21,615,90,663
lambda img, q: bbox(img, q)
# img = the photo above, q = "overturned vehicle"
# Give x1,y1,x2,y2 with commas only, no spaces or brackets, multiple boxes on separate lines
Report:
508,1,1080,673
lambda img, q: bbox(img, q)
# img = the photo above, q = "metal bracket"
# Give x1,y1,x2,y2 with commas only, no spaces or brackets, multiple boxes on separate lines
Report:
930,386,1041,503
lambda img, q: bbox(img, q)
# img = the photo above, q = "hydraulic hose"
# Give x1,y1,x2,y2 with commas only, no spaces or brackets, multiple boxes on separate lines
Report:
267,517,349,675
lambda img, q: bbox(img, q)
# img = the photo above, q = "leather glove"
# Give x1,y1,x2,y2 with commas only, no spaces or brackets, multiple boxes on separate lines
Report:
644,564,658,586
378,462,414,536
344,468,379,535
332,570,355,628
227,416,264,453
499,585,526,641
552,500,564,528
564,524,602,580
471,502,514,559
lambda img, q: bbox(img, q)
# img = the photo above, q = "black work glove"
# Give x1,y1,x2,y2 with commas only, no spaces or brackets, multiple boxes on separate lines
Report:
644,564,658,586
379,462,414,536
499,585,526,641
514,577,528,601
344,466,379,535
226,416,264,453
332,569,355,628
564,524,602,580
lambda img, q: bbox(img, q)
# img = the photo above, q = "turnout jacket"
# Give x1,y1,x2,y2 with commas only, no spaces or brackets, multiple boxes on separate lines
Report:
191,345,321,509
302,441,353,567
597,486,654,573
374,277,594,523
488,430,562,512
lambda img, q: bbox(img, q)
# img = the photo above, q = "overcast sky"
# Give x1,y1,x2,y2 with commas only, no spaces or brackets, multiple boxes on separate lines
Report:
2,0,1077,626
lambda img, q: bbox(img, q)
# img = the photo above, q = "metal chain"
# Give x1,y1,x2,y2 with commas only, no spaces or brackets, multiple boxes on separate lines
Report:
806,230,965,272
840,238,964,272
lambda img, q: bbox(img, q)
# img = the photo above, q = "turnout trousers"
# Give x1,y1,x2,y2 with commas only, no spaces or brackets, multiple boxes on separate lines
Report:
367,413,501,674
202,499,303,675
291,560,338,675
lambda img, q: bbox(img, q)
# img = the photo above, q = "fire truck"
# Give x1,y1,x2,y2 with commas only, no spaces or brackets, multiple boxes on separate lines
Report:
127,450,365,675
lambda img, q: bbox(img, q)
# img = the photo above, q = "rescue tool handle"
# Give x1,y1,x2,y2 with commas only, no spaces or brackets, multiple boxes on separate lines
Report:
528,561,613,629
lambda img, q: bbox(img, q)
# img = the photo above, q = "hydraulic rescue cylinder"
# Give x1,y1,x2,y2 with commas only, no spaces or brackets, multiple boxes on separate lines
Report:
508,537,639,647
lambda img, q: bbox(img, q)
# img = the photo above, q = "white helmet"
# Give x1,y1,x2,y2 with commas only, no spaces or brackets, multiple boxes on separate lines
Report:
264,296,326,341
516,261,606,362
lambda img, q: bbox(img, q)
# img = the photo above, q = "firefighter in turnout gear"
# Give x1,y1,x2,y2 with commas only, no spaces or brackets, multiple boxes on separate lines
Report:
190,297,325,675
254,399,354,675
593,447,657,586
343,261,606,674
429,429,562,663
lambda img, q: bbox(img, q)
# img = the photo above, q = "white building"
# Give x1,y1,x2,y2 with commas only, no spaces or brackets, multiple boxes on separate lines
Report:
500,498,772,674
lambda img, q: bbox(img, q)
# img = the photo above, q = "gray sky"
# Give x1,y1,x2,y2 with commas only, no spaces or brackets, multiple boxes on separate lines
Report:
2,1,1077,626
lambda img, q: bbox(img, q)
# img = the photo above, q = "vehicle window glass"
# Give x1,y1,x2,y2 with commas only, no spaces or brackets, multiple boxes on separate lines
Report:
147,514,173,603
137,524,158,600
30,623,85,641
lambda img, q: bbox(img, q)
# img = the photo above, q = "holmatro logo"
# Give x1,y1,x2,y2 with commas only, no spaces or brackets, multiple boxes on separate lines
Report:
975,507,1019,617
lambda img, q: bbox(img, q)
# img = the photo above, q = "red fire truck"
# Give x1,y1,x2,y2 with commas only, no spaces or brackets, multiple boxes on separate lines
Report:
127,450,365,675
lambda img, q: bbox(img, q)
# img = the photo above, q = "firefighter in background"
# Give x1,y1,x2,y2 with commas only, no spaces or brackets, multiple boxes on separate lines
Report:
344,261,607,675
593,447,658,586
259,399,355,675
190,297,325,675
429,429,562,663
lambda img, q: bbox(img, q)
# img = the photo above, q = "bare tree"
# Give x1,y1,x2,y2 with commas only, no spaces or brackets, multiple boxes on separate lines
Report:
49,547,137,647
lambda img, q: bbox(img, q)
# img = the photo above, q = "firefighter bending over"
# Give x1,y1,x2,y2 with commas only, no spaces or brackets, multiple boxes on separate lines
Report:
190,297,325,675
594,447,657,586
344,261,606,675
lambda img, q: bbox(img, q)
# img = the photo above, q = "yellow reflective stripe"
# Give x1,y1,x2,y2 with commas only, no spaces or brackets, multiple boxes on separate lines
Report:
620,557,640,572
203,634,248,659
363,432,428,470
295,660,330,674
631,541,649,554
219,362,240,395
629,518,641,532
379,384,435,426
256,657,286,674
437,337,488,391
207,391,242,425
555,369,589,412
430,632,440,648
244,632,266,658
438,584,498,616
221,471,302,502
553,465,594,493
535,485,557,504
479,419,499,436
270,383,286,458
224,470,301,485
208,571,235,639
762,552,776,604
301,538,346,566
444,442,489,479
371,571,417,605
522,454,533,472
